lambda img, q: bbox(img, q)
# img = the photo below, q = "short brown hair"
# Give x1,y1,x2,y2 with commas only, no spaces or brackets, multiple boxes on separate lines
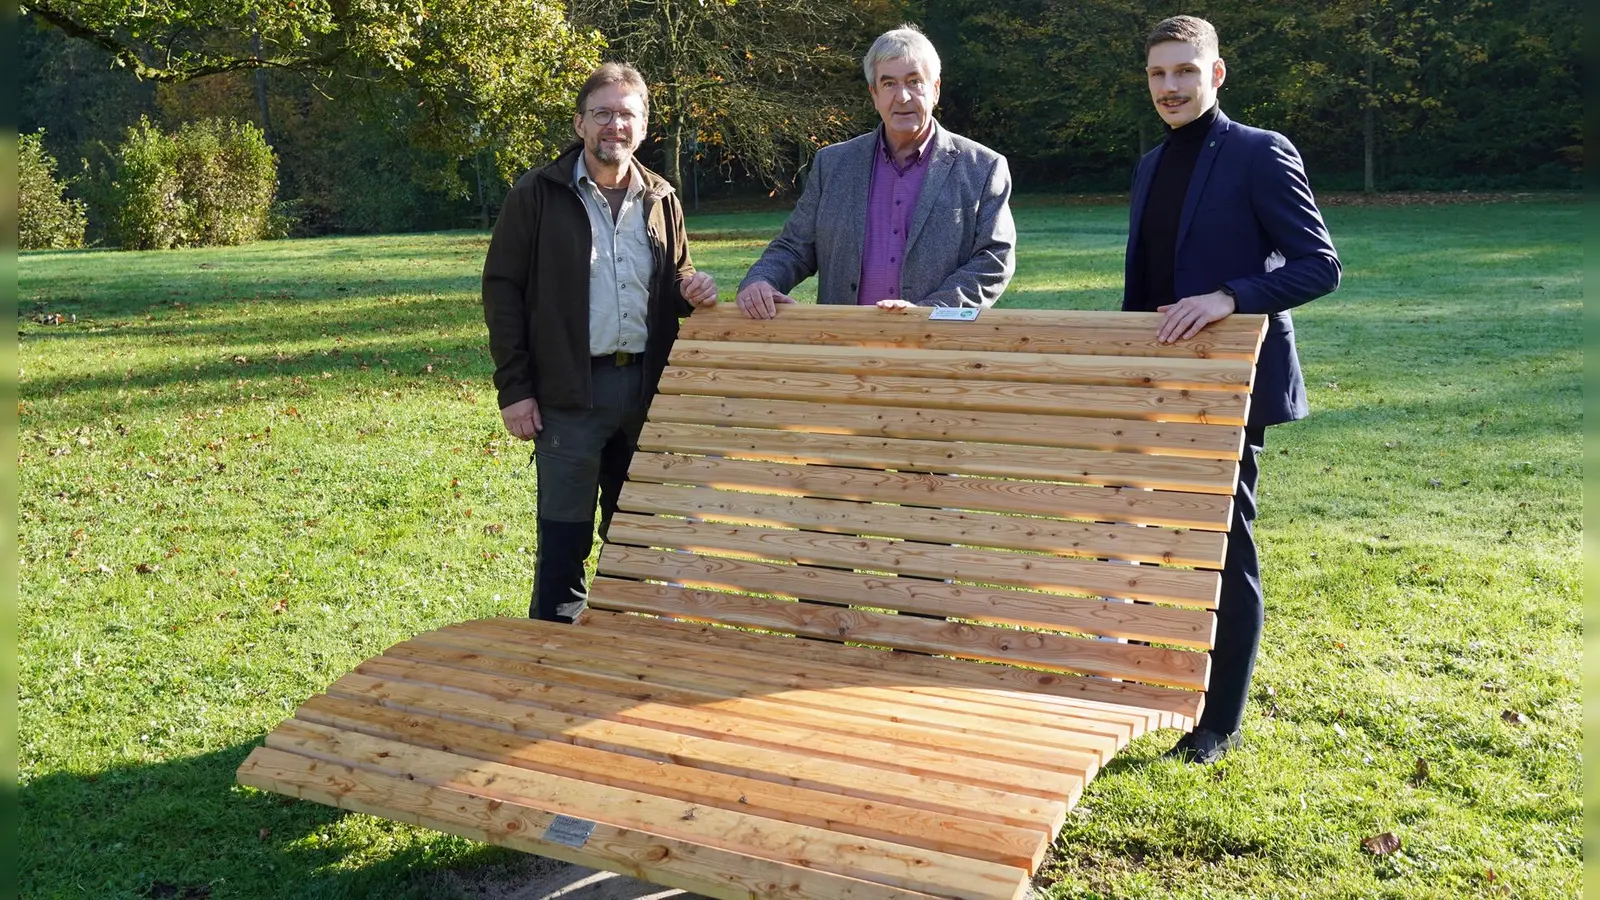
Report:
576,62,650,116
1145,15,1220,58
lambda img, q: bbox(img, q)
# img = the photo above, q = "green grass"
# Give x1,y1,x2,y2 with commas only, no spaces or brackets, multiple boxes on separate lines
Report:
18,198,1580,899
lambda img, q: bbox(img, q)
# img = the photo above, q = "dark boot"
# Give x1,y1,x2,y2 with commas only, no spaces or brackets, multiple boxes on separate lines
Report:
529,518,595,623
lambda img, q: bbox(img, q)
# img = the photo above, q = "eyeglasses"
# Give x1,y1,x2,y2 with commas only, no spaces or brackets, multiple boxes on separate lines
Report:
585,108,642,126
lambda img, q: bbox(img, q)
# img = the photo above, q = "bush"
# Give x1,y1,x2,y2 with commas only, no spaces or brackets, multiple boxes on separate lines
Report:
19,131,87,250
107,117,278,250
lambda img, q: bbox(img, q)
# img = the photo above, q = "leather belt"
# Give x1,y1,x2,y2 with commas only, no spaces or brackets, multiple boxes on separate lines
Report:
593,350,641,367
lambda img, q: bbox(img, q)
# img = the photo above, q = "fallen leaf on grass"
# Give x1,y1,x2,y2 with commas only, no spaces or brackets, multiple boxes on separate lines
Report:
1410,758,1429,786
134,562,159,574
271,599,288,614
1501,710,1529,726
1362,832,1402,855
483,523,504,535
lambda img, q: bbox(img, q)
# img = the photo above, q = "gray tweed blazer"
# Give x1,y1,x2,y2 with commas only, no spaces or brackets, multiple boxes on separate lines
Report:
739,122,1015,308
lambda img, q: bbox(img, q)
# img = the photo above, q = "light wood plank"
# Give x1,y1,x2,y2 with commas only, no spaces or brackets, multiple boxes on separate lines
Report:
605,516,1221,609
679,304,1267,361
273,707,1043,877
638,424,1239,495
572,612,1201,728
378,640,1121,768
584,579,1209,691
293,695,1050,870
412,626,1135,749
670,341,1255,390
657,368,1249,426
240,745,1004,900
343,657,1091,797
618,481,1226,568
442,618,1159,738
625,453,1235,531
308,671,1070,831
648,395,1245,460
598,545,1215,648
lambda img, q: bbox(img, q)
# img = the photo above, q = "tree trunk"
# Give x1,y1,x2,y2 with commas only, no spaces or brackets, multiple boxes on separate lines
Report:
250,18,273,145
660,85,685,192
1363,57,1375,193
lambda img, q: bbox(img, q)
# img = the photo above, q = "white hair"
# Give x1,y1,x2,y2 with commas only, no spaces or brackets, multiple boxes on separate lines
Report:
862,25,941,85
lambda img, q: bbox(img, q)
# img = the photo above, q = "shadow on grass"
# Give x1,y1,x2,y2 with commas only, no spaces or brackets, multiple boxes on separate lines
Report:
20,741,497,899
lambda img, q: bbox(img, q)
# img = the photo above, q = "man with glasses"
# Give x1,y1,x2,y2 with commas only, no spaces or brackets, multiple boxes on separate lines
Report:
735,25,1015,317
483,62,719,623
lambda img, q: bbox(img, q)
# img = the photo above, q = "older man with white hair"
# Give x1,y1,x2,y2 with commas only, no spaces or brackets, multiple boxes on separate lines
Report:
736,25,1015,317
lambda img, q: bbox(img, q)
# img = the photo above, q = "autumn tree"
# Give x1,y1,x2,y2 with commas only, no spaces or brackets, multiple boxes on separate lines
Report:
21,0,602,183
571,0,891,192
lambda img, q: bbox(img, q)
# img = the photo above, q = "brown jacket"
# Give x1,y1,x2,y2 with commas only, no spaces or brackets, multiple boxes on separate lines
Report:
482,144,696,411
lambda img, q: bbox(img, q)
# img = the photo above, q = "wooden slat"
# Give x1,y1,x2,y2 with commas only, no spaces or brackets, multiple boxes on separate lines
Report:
605,515,1221,609
448,618,1165,736
677,304,1267,361
638,424,1240,495
294,695,1050,870
658,368,1249,426
411,626,1135,749
626,453,1235,531
242,741,1018,900
574,612,1201,728
598,545,1215,648
375,640,1121,769
585,579,1210,691
670,341,1255,390
648,395,1245,459
304,670,1070,831
344,657,1091,797
618,481,1226,568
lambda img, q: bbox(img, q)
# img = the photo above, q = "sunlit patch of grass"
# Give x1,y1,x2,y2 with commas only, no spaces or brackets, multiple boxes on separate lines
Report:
18,199,1579,898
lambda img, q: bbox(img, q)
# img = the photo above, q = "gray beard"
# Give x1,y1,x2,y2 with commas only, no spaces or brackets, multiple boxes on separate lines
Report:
594,144,631,165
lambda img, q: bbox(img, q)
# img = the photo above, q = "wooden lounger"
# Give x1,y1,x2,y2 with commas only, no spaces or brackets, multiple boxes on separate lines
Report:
239,304,1267,900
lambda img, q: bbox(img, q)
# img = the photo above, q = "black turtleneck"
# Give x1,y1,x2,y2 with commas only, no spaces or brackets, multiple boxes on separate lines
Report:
1137,103,1221,311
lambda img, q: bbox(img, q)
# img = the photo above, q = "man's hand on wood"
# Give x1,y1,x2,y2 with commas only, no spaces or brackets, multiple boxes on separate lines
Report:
735,280,797,319
1156,290,1236,344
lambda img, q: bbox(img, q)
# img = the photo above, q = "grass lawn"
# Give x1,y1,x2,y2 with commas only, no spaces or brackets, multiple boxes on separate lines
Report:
18,196,1580,899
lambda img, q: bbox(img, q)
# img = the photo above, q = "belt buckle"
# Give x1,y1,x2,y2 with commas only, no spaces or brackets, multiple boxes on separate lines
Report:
613,350,634,366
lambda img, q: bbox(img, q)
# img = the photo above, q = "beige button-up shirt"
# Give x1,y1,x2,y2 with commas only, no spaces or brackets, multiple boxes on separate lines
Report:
573,154,653,357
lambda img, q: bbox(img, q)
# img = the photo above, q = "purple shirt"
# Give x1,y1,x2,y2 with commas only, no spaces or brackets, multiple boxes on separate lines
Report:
857,128,934,305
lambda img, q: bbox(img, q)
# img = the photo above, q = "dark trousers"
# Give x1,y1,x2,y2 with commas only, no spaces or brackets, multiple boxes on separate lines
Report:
1197,425,1267,735
528,359,648,622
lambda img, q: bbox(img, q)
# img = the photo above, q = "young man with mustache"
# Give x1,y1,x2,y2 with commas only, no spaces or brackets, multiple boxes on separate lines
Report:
1124,16,1341,763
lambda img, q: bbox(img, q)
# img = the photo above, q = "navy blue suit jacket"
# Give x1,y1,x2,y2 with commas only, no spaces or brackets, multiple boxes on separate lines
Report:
1123,109,1340,428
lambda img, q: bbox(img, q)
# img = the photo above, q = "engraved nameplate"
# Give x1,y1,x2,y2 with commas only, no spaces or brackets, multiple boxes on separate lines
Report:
543,814,596,847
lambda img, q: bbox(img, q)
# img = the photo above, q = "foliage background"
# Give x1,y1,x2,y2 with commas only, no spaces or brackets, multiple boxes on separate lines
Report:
18,0,1583,242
